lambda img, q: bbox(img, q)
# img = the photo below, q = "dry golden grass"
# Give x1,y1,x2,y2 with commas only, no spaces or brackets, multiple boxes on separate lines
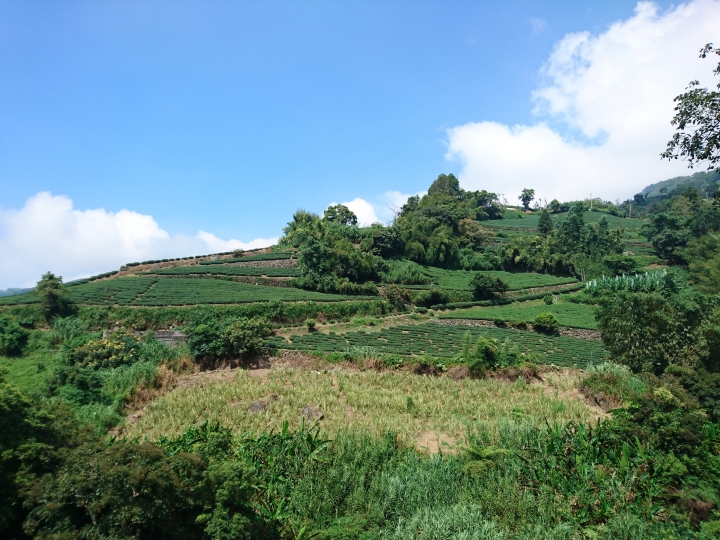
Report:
123,366,600,450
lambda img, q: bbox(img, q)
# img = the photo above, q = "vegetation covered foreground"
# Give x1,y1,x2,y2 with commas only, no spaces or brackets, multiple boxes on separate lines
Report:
2,45,720,539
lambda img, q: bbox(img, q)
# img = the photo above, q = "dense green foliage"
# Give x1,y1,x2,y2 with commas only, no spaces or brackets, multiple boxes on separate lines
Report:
186,313,272,362
596,291,720,374
0,314,27,355
640,187,720,264
33,272,73,321
500,203,625,279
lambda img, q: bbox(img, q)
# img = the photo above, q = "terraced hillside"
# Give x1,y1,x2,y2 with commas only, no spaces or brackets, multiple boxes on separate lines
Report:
440,299,599,329
266,322,606,368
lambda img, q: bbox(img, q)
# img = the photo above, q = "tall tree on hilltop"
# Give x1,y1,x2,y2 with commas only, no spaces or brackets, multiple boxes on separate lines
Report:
427,174,461,198
518,188,535,211
323,204,358,226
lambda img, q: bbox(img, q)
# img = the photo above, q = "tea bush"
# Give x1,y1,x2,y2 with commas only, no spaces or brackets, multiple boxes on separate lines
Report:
532,312,559,335
471,273,509,300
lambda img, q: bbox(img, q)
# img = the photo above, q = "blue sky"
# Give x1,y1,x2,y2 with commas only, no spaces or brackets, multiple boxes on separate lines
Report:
1,0,718,287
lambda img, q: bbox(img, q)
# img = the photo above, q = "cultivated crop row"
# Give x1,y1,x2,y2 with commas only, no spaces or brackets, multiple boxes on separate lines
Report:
440,301,599,329
130,278,368,305
146,266,301,277
266,323,606,368
200,251,295,265
584,269,669,294
414,267,577,291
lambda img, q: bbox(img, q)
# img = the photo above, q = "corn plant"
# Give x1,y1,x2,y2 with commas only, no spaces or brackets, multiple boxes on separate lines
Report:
584,270,669,294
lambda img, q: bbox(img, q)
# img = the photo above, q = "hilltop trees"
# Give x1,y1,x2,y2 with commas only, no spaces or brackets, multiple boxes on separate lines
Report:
518,188,535,211
501,202,624,278
323,204,357,226
280,174,506,286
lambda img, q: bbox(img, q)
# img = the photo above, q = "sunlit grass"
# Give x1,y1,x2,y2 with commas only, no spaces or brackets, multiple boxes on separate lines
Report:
124,367,599,447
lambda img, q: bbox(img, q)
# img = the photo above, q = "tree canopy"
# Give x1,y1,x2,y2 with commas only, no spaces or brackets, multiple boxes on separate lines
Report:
661,44,720,170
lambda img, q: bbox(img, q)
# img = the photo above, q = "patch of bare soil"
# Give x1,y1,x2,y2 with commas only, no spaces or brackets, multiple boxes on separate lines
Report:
416,430,457,454
492,366,543,383
540,368,610,420
110,365,178,437
578,386,622,414
446,365,470,380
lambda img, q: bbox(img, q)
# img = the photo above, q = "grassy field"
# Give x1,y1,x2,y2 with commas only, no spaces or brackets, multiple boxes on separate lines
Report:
484,211,647,230
441,300,598,329
0,352,55,394
266,323,606,368
123,367,601,445
413,267,577,291
145,266,301,277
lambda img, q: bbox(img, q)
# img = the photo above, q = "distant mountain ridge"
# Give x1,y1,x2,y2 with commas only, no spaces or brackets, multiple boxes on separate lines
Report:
0,287,33,298
641,170,720,199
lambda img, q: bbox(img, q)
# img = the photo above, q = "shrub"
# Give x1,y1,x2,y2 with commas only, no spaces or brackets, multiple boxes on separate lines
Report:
66,329,140,370
533,312,559,335
187,316,271,361
223,317,271,357
470,273,508,300
381,284,411,309
306,319,316,331
0,315,28,356
33,272,74,322
543,294,554,305
583,362,645,402
381,260,431,285
49,316,85,345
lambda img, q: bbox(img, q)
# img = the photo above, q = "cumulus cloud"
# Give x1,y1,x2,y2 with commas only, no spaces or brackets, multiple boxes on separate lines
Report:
0,192,278,288
195,231,279,253
329,197,381,226
447,0,720,202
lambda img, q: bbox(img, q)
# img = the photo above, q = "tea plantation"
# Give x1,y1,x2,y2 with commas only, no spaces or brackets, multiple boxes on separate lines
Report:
483,210,645,230
145,266,301,277
266,323,606,368
0,276,365,306
442,300,599,329
409,266,577,291
131,277,366,305
199,251,295,264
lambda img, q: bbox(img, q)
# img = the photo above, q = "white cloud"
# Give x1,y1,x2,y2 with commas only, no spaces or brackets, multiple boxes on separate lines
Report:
329,198,381,226
529,17,546,34
195,231,279,253
0,192,278,288
447,0,720,202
